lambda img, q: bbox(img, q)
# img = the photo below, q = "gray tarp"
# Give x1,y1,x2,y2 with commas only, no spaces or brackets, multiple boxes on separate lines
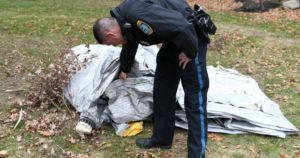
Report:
64,45,120,128
105,77,154,124
64,44,298,138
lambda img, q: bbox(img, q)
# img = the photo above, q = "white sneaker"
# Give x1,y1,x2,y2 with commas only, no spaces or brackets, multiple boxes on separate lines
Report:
75,121,92,135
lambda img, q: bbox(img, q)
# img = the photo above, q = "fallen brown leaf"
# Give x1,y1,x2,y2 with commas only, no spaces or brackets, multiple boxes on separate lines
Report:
162,152,172,158
25,119,38,131
296,153,300,158
236,145,241,149
50,147,55,155
69,137,76,144
15,64,23,74
42,143,49,150
148,151,159,158
280,152,290,158
0,150,9,158
249,147,257,158
208,133,224,142
76,154,90,158
15,99,25,106
16,135,22,142
38,130,55,137
221,145,228,149
10,108,17,113
35,138,46,146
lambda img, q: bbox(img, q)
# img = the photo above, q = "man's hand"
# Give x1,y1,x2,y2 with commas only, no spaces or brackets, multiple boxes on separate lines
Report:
178,53,191,69
119,71,128,80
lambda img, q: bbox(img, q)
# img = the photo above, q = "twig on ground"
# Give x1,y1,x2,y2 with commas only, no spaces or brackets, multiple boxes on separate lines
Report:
14,108,23,129
62,94,72,114
46,97,64,112
54,141,67,153
4,89,25,93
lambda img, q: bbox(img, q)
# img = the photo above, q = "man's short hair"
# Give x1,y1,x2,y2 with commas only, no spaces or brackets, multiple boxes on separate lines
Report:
93,17,116,44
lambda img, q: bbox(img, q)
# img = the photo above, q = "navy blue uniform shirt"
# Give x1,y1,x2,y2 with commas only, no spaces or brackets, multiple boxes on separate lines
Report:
111,0,198,73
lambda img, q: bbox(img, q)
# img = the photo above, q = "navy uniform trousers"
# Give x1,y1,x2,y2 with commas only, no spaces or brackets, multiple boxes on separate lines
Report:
151,39,209,158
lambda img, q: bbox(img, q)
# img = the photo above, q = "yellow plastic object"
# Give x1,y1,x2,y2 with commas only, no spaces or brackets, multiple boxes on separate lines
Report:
121,121,143,137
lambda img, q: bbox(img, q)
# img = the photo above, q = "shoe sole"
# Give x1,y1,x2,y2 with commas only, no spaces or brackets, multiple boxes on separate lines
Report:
137,144,171,149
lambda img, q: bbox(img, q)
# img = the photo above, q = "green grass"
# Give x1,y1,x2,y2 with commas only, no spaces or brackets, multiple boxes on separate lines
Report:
209,10,300,39
0,0,299,157
0,0,118,39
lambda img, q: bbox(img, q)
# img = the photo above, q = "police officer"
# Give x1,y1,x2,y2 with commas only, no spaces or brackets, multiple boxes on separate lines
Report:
93,0,209,157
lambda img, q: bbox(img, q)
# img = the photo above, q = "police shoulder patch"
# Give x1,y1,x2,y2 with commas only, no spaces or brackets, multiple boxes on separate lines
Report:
137,20,153,36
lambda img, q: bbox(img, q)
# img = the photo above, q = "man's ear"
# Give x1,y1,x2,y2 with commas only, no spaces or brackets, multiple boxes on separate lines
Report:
105,32,116,38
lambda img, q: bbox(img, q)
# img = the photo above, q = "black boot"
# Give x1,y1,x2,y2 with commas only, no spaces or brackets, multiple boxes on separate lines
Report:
135,138,171,149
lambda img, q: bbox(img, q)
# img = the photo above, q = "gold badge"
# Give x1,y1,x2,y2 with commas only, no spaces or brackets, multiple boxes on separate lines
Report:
137,20,153,35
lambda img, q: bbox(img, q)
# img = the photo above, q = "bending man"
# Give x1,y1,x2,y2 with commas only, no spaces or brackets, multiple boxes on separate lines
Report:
91,0,209,157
